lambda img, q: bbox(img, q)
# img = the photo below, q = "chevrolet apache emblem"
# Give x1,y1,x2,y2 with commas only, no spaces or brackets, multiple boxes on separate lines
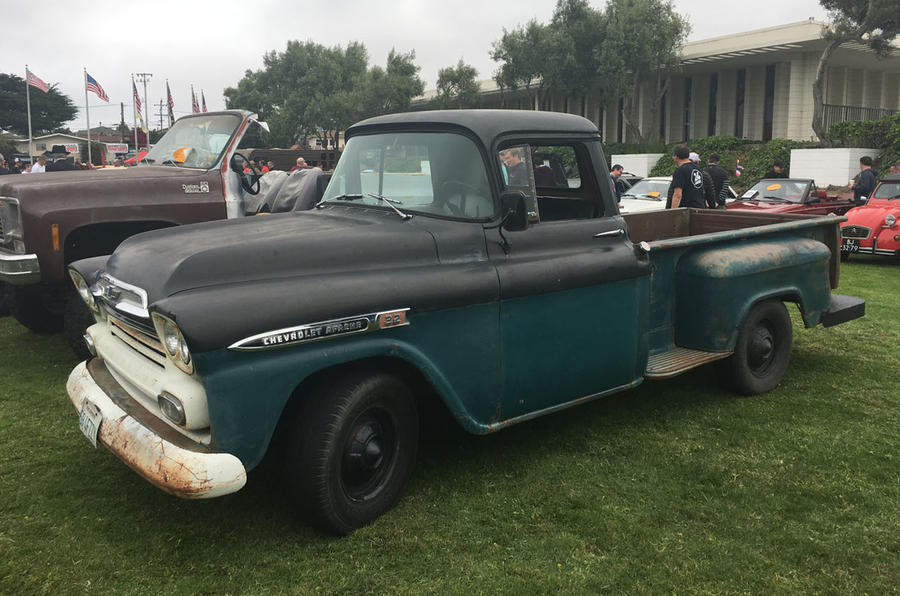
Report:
228,308,410,351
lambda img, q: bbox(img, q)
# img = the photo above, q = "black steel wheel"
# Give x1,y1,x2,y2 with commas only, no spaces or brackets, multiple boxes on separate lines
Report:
717,300,793,396
7,283,66,333
285,370,418,535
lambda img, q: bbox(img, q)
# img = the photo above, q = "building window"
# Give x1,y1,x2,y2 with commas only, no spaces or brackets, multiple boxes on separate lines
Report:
708,73,718,137
617,97,624,143
762,64,776,141
683,77,692,141
735,68,746,137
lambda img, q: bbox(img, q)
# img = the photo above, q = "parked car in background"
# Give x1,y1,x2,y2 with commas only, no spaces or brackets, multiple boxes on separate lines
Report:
727,178,855,216
619,176,737,213
840,172,900,259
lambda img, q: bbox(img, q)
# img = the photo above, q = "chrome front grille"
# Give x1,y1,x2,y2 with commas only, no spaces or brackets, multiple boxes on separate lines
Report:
107,313,166,367
842,225,871,240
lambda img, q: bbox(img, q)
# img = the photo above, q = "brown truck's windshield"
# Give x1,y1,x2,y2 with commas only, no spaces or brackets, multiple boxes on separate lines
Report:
142,114,242,170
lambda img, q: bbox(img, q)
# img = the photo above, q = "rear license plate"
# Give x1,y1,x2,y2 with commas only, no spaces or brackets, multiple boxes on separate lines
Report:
841,238,859,253
78,399,103,448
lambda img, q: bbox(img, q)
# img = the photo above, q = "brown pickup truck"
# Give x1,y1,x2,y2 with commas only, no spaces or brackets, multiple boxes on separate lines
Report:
0,110,325,356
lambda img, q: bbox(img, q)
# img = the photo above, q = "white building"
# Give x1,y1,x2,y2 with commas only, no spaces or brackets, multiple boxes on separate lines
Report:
416,20,900,143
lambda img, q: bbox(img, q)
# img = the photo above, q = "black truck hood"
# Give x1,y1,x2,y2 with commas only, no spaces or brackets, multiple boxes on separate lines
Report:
104,206,441,303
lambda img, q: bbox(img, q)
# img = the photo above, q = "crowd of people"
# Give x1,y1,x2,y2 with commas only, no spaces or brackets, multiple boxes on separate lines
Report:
0,152,94,175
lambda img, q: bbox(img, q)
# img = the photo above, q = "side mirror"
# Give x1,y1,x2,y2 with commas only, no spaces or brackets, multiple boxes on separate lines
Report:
500,191,528,232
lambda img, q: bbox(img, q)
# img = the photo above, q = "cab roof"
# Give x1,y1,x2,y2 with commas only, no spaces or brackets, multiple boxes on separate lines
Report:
346,109,600,148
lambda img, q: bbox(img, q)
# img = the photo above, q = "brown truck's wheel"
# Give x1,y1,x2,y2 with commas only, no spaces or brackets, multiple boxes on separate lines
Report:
717,300,792,396
0,283,9,318
64,295,96,361
7,283,66,333
285,370,418,535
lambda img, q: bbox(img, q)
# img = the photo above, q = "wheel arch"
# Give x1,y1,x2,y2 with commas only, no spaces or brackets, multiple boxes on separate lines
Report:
63,220,178,266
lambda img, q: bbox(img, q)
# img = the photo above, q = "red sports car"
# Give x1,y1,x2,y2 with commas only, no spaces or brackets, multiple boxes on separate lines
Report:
840,173,900,259
727,178,856,216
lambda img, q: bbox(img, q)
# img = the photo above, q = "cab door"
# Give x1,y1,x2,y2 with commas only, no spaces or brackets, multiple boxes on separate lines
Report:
487,141,650,423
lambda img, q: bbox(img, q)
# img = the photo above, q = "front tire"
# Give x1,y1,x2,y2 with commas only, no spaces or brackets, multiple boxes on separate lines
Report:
285,370,419,535
716,300,793,396
7,283,66,333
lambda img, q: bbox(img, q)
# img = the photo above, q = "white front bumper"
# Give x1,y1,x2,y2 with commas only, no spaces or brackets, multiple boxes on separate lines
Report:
66,361,247,499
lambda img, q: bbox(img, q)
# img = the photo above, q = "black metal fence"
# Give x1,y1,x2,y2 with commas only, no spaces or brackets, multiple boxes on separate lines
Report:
823,104,897,128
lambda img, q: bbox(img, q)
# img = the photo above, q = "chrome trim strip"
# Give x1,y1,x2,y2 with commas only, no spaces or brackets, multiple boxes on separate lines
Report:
0,252,41,284
228,308,410,352
100,273,149,308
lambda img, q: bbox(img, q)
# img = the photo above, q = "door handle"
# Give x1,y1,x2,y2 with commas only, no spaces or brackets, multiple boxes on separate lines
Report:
593,229,625,238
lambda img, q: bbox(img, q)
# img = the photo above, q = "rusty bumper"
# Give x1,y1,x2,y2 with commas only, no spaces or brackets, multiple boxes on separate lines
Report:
66,360,247,499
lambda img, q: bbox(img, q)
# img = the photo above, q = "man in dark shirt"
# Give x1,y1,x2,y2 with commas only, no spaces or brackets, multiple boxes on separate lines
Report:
610,163,624,206
500,148,528,186
765,161,788,179
704,153,731,209
852,156,877,206
667,145,705,209
0,153,12,175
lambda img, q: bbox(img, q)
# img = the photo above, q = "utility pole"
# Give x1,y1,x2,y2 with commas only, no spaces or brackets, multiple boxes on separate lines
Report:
120,102,125,142
156,100,166,130
134,72,152,137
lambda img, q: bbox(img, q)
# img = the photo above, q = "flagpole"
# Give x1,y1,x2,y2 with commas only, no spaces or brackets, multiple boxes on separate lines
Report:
131,74,138,151
84,68,92,166
25,65,34,162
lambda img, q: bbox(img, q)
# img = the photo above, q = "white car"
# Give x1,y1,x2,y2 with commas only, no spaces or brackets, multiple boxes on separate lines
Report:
618,176,737,213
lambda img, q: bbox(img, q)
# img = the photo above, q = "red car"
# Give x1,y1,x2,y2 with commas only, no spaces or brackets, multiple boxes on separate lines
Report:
840,173,900,259
727,178,856,216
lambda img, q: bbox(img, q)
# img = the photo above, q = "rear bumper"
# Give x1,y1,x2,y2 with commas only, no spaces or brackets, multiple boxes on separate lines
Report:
821,294,865,328
66,359,246,499
0,251,40,284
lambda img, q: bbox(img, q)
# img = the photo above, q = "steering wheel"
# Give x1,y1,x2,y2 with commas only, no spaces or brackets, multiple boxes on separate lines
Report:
230,152,261,195
439,180,480,217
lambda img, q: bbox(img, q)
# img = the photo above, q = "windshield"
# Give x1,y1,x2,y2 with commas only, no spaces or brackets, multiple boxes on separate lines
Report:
744,179,809,203
872,182,900,199
141,113,242,170
624,179,669,200
321,132,494,220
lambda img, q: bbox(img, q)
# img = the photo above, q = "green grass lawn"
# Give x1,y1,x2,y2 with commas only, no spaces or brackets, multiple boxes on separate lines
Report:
1,257,898,595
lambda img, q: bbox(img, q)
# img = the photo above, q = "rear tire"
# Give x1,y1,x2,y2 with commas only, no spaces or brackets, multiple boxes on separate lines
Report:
7,283,66,333
716,300,792,396
285,370,419,535
64,295,96,361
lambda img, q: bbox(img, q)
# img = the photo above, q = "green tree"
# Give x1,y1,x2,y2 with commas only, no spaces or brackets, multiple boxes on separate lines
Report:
813,0,900,145
491,20,554,108
359,49,425,116
0,73,77,136
599,0,689,143
435,60,480,109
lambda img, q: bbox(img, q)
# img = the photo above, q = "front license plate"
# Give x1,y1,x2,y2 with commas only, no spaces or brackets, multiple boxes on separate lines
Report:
78,399,103,448
841,238,859,253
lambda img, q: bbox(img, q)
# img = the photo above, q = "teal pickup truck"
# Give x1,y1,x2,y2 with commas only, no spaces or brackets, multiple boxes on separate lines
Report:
66,110,864,534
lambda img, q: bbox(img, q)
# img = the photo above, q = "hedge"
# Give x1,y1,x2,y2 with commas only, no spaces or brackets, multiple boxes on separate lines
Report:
829,111,900,179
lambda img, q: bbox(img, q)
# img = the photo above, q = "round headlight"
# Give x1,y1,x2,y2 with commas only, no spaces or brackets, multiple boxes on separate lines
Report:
886,214,896,227
178,340,191,365
163,319,180,356
68,269,98,312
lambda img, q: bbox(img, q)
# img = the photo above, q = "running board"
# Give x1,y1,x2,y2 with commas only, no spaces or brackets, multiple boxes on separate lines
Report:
645,347,732,379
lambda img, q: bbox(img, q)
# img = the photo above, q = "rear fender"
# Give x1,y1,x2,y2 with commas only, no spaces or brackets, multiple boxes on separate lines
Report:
674,238,832,351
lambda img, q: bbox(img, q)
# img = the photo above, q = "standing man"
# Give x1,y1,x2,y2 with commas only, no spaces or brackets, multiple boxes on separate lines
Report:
291,157,307,171
499,148,528,186
765,161,788,179
852,156,877,207
29,155,48,173
0,153,12,175
610,163,624,206
667,145,705,209
704,153,731,209
689,152,716,209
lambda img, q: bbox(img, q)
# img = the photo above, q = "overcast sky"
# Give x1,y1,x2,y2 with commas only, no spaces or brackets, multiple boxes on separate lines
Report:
1,0,829,132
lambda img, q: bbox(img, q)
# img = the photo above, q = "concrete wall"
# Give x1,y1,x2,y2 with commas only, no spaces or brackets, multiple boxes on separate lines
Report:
790,148,880,186
610,153,665,177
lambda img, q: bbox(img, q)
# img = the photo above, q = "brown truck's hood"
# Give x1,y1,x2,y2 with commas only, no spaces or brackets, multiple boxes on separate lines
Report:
0,166,217,215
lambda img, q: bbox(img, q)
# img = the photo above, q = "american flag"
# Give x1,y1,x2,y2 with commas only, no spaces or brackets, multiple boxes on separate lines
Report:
166,81,175,125
201,90,207,113
191,86,199,114
86,72,109,102
26,68,49,93
132,79,142,114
